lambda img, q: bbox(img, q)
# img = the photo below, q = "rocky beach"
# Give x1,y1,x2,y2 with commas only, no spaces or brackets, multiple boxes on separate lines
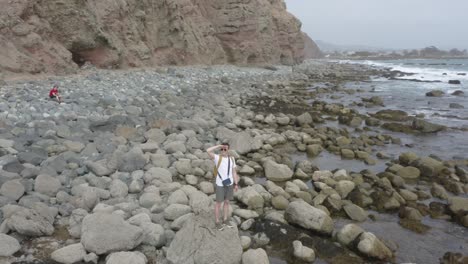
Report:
0,60,467,264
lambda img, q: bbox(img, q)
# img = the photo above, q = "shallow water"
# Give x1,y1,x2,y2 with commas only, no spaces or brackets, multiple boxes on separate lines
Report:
335,212,468,264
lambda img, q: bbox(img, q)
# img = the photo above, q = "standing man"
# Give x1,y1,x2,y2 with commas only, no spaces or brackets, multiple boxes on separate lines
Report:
207,143,239,230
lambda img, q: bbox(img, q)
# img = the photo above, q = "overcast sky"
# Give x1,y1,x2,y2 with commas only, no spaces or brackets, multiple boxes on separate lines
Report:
284,0,468,50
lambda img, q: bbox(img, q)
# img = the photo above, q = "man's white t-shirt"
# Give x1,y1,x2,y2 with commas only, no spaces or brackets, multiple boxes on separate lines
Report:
213,154,236,187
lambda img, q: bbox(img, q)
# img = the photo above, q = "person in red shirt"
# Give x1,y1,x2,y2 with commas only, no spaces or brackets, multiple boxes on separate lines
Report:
49,84,62,103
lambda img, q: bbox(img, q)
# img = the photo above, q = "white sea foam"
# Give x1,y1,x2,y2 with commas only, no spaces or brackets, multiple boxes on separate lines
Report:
342,59,468,83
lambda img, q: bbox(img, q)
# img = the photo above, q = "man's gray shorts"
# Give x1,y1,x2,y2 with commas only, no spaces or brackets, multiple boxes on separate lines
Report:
216,185,234,202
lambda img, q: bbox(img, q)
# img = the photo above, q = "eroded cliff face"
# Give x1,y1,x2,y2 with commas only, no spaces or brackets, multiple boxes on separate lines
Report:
0,0,319,75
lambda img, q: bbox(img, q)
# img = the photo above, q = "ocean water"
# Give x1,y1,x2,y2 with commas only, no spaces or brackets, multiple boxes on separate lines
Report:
323,59,468,160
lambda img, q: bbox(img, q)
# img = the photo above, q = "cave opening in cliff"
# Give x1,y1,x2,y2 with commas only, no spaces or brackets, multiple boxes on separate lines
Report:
70,50,86,67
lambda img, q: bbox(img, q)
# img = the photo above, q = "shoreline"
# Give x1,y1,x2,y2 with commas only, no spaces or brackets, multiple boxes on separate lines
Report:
0,60,467,263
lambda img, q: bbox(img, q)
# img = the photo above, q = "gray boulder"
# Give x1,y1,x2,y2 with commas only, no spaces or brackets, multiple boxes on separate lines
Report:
81,213,144,255
51,243,87,264
0,179,25,200
118,148,147,172
106,251,147,264
34,174,61,196
264,160,293,182
285,200,334,235
0,234,21,257
242,248,269,264
164,204,192,220
228,131,261,155
8,208,54,236
167,211,242,264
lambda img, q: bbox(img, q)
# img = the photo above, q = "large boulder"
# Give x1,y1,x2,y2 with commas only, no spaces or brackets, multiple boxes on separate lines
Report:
264,160,293,182
448,197,468,214
51,243,87,264
242,248,269,264
7,208,54,236
285,200,334,235
81,213,144,255
236,186,265,210
411,157,445,177
228,131,261,155
106,251,147,264
166,211,242,264
0,234,21,257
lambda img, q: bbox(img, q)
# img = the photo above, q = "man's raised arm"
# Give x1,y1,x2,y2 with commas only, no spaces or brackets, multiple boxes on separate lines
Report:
206,145,221,160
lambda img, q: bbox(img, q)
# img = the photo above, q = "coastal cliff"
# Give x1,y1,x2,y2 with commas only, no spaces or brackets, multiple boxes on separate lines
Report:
0,0,320,75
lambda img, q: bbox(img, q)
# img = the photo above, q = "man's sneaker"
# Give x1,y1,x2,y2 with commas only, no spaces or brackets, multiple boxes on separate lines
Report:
216,222,224,231
223,219,234,228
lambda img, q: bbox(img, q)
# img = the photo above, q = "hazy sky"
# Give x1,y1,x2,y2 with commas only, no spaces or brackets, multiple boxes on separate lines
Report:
285,0,468,50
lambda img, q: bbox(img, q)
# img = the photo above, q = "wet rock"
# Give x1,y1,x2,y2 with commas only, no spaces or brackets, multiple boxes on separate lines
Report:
357,232,393,260
51,243,87,264
343,204,368,222
167,210,242,264
285,200,334,235
264,160,293,182
426,90,445,97
411,157,444,177
399,207,423,221
0,233,21,257
236,186,265,210
81,213,144,254
373,109,410,121
296,112,313,126
399,152,419,165
396,166,420,179
293,240,315,262
449,103,464,109
451,90,464,96
448,197,468,214
242,248,269,264
412,118,446,133
341,149,355,159
272,195,289,210
306,144,323,157
399,219,430,234
106,251,147,264
431,183,449,200
336,223,364,246
440,252,468,264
